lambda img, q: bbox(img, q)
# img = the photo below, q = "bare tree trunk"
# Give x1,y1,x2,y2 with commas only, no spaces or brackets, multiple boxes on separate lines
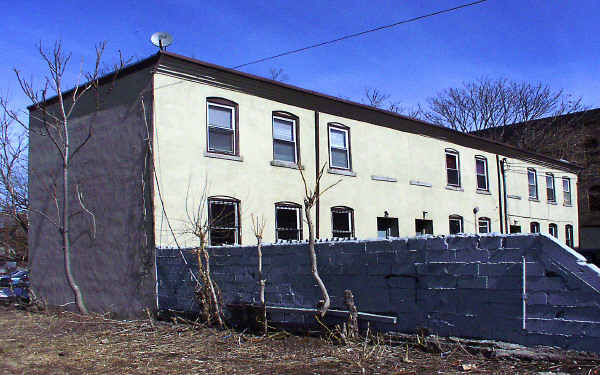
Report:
305,204,329,317
344,289,358,339
199,235,223,327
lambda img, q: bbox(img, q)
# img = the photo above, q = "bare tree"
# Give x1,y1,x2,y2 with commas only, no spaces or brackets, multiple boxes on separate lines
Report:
2,41,126,314
363,87,390,109
251,213,267,334
298,163,341,317
421,77,585,135
268,68,288,82
184,182,224,327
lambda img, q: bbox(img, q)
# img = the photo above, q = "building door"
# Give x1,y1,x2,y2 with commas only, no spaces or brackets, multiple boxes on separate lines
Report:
415,219,434,235
377,217,399,238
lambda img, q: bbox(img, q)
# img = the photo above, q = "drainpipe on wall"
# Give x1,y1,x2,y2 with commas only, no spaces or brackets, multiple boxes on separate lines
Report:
501,158,509,233
495,155,504,233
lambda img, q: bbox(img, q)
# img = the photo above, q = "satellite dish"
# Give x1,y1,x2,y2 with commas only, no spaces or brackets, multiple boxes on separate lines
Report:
151,32,173,50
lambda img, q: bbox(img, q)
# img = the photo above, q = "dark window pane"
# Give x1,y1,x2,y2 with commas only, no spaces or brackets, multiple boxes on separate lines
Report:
549,224,558,238
477,175,487,190
529,185,537,199
449,218,462,234
277,229,300,241
478,219,490,234
510,225,521,233
476,159,485,175
331,149,349,169
332,211,350,232
446,154,457,169
210,229,236,246
210,202,236,227
528,171,536,185
276,206,301,240
273,140,296,162
208,199,238,246
209,127,233,153
530,222,540,233
447,170,459,186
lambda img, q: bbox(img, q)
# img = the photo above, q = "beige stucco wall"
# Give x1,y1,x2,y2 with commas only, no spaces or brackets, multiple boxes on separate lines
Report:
152,72,579,248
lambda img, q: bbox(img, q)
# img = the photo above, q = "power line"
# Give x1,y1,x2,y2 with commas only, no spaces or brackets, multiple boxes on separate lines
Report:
232,0,488,69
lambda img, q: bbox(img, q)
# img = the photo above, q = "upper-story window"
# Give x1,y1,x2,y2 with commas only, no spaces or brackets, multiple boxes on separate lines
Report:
546,173,556,203
445,149,461,187
528,168,538,200
475,156,489,191
562,177,571,206
549,223,558,238
565,224,574,247
208,196,241,246
272,112,299,163
206,98,238,155
331,206,354,238
449,215,463,234
530,222,540,233
328,124,351,170
275,202,302,241
478,217,491,233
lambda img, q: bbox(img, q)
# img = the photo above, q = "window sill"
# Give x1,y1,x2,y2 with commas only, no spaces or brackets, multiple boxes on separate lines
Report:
371,175,397,182
528,197,539,202
476,189,492,195
547,201,557,205
270,160,304,170
445,185,464,192
204,151,243,162
508,194,522,200
563,203,573,207
409,180,432,188
328,168,356,177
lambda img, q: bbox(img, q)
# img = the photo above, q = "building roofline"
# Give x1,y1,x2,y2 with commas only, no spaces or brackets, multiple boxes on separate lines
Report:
29,50,581,172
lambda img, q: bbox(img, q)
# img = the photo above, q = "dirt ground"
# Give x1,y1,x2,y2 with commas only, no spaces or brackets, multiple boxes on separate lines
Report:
0,305,599,375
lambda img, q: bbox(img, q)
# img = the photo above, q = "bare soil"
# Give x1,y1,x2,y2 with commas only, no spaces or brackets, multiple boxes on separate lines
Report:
0,305,599,374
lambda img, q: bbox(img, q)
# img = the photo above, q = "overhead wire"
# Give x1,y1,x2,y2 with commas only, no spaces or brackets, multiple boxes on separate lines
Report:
232,0,488,69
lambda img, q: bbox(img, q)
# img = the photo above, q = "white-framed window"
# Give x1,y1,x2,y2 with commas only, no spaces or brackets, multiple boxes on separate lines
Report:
546,173,556,202
208,197,240,246
207,98,237,154
530,222,540,233
449,215,463,234
562,177,571,205
549,223,558,238
528,168,538,200
478,217,491,234
475,156,489,191
328,124,351,170
565,224,574,247
331,206,354,238
272,113,298,163
275,202,302,241
445,149,461,187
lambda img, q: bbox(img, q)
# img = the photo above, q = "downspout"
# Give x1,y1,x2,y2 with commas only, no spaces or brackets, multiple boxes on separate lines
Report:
314,110,320,239
495,155,504,233
501,158,509,233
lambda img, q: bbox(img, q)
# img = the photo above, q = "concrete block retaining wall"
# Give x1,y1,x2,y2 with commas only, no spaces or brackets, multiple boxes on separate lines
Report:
156,234,600,352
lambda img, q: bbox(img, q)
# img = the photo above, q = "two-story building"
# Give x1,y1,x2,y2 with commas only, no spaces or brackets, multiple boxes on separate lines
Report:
28,50,580,316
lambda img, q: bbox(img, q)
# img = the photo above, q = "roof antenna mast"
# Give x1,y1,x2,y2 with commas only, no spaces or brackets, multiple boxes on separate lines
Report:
150,32,173,51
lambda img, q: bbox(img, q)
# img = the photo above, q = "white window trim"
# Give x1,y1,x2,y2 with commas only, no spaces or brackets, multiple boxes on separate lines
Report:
563,177,571,205
445,150,461,187
449,215,463,234
272,115,297,163
275,204,302,241
207,198,240,246
475,156,489,191
331,207,354,238
546,173,556,202
207,102,236,154
528,168,538,200
478,218,491,233
329,126,350,170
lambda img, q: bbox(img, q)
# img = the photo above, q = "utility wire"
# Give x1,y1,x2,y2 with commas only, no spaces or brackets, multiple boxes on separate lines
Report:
232,0,488,69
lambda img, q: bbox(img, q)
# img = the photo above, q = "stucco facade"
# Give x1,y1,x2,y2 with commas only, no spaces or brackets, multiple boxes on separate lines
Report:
151,53,579,248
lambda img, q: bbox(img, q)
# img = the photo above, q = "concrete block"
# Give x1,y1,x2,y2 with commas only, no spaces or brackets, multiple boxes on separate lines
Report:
338,241,366,255
389,263,418,276
547,292,600,307
418,275,458,289
416,262,478,276
455,248,489,262
527,277,569,292
386,275,417,289
488,249,526,262
426,250,456,262
418,289,458,313
446,236,479,250
425,237,447,251
457,276,487,289
479,262,545,277
366,239,396,254
478,236,502,250
486,276,522,290
389,288,416,304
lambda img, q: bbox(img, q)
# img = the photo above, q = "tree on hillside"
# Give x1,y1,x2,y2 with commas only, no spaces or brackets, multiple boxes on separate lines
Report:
1,41,126,313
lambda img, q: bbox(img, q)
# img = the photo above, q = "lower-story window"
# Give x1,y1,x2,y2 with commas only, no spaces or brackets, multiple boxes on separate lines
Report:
415,219,433,235
331,206,354,238
530,222,540,233
275,202,302,240
478,217,491,234
208,197,240,246
565,224,574,247
549,223,558,238
510,225,521,234
449,215,463,234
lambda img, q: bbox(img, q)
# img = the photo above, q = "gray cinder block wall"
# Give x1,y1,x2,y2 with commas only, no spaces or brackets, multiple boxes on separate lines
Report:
157,234,600,353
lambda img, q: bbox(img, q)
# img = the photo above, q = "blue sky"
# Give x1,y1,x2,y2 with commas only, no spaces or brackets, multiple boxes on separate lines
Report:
1,0,599,112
